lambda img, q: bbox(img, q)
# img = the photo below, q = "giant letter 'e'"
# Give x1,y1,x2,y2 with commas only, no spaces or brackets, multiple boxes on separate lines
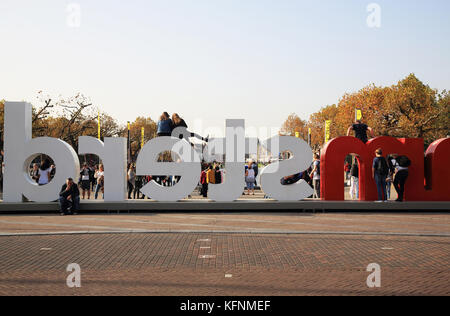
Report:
260,136,314,201
3,102,80,202
78,136,127,201
136,137,200,201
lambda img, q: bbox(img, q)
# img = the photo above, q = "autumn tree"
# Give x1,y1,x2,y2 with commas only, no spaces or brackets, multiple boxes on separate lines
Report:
334,85,388,137
381,74,446,144
122,116,158,160
307,104,339,149
97,112,122,139
280,114,308,139
282,74,449,150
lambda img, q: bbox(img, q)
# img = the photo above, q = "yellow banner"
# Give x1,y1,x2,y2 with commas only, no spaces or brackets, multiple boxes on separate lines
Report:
141,127,145,148
356,109,363,121
325,120,331,143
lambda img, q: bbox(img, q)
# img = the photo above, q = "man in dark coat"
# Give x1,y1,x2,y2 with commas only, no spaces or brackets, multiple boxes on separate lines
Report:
59,178,80,216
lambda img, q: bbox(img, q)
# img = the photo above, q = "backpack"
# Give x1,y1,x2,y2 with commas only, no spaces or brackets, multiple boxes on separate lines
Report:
246,168,256,183
397,156,411,168
376,157,389,175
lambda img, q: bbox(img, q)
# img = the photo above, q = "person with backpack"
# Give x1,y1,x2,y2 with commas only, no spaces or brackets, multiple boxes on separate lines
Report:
372,148,389,202
309,154,321,199
393,155,411,202
214,165,222,184
386,154,398,200
245,161,256,195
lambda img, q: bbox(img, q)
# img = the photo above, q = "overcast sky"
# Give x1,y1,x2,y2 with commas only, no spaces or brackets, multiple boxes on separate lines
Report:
1,0,449,137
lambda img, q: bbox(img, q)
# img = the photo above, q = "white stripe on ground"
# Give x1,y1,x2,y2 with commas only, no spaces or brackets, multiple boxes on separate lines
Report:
156,214,450,228
71,216,449,235
0,230,449,238
0,215,448,236
0,219,155,233
70,217,296,232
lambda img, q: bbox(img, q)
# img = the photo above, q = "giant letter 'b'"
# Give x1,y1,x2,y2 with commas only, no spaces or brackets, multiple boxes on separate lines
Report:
3,102,80,202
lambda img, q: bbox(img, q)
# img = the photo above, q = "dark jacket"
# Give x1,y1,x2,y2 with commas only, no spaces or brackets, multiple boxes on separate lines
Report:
173,119,188,129
350,163,359,178
157,119,173,135
59,183,80,200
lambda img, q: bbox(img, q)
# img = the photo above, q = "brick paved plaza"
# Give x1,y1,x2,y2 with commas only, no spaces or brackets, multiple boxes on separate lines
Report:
0,212,449,296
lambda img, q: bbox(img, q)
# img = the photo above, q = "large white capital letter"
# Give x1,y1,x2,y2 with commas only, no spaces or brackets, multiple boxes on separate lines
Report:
260,136,313,201
78,136,127,201
207,119,246,202
136,137,200,202
3,102,80,202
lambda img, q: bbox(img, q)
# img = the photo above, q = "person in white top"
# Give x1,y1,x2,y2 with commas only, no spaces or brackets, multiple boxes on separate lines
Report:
38,159,53,185
94,164,105,199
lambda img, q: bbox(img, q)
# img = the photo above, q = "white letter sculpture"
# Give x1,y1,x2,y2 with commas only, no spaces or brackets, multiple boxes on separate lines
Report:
207,119,246,202
260,136,314,201
78,136,127,201
136,137,201,202
3,102,80,202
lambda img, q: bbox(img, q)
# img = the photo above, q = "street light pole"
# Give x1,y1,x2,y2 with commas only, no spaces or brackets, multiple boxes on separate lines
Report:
127,121,131,163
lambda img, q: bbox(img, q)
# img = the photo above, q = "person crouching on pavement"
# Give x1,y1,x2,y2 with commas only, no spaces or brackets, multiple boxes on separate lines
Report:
59,178,80,216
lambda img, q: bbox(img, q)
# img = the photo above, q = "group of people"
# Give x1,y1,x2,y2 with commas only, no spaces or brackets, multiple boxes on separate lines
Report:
199,160,259,198
30,159,55,186
278,154,321,199
48,116,413,215
372,150,410,202
344,118,410,202
347,151,410,202
60,163,104,215
199,163,224,198
157,112,208,143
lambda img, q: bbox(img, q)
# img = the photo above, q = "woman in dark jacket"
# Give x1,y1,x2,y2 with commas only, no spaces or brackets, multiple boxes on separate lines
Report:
171,113,208,142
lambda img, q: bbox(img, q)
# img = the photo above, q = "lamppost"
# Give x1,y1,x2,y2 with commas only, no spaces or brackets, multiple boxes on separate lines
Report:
127,121,131,163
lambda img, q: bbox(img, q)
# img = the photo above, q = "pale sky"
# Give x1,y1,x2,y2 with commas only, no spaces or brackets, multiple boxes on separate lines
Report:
1,0,449,137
